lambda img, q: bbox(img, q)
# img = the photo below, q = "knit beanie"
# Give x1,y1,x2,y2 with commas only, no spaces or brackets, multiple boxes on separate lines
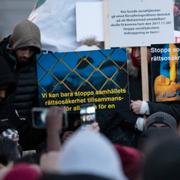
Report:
3,163,41,180
145,112,177,130
114,144,143,180
58,129,127,180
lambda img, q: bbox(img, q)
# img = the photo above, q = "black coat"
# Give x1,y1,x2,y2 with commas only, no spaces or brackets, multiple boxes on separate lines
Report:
0,37,45,150
0,55,22,134
0,99,21,133
0,37,38,123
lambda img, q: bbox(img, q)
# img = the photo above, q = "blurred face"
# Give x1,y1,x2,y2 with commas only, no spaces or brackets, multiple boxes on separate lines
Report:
131,47,151,68
15,47,35,63
131,47,141,67
0,89,6,102
150,123,169,128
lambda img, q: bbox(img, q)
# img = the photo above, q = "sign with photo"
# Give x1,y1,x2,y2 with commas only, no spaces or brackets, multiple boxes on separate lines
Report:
36,48,130,111
151,44,180,102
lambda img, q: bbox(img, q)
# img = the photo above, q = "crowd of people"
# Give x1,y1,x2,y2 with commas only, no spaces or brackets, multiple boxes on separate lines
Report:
0,19,180,180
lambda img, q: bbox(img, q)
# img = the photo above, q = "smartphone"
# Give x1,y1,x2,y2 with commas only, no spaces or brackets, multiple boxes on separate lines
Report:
80,104,96,125
32,107,68,129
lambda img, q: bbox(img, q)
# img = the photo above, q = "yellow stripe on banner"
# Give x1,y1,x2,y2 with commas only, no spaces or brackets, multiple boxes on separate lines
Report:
169,44,178,83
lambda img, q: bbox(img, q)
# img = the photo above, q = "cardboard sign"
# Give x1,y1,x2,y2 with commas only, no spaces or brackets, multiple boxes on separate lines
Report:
107,0,174,47
36,48,129,112
151,44,180,102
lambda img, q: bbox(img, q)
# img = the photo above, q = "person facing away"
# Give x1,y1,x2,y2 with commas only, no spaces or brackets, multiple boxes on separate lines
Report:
0,20,45,150
142,135,180,180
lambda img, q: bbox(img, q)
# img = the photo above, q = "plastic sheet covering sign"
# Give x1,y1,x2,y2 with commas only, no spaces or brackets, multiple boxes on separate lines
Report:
151,44,180,102
29,0,102,52
36,48,129,112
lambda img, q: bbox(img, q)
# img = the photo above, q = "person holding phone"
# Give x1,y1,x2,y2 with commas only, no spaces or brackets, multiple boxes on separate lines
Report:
35,105,100,152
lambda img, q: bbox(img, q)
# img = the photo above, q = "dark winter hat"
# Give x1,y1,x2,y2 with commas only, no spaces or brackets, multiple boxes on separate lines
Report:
145,112,177,130
10,20,41,52
140,112,177,152
0,56,15,94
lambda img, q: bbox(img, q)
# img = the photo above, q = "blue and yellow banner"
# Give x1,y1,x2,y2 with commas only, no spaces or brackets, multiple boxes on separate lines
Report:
151,44,180,102
36,48,129,111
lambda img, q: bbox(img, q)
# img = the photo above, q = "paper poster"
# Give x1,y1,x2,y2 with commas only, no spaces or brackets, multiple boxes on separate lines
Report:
108,0,174,47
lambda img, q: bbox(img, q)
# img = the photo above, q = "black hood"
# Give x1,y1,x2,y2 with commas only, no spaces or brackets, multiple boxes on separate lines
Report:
0,56,16,98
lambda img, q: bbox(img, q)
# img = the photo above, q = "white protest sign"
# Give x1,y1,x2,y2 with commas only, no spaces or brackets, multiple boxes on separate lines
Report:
76,1,104,42
108,0,174,47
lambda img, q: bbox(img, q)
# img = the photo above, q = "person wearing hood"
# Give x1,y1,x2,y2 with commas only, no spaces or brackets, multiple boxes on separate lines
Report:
0,20,45,150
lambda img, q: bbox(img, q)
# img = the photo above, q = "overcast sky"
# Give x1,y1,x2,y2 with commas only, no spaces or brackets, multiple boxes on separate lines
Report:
0,0,36,40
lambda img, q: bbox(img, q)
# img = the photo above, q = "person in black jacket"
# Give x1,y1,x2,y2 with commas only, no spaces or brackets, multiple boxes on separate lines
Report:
0,56,20,142
0,20,45,150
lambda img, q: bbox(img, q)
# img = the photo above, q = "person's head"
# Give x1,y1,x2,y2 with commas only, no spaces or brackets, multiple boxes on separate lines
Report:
114,144,143,180
142,136,180,180
174,13,180,31
145,112,177,131
9,20,41,63
130,47,151,68
3,163,41,180
139,112,177,152
58,129,127,180
0,56,15,102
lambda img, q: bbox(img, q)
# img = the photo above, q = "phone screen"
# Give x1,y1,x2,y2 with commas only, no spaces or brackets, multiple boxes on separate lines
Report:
80,104,96,125
32,108,48,128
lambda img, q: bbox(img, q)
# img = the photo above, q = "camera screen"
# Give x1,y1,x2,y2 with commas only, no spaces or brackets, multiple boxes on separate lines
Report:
32,108,48,128
80,105,96,124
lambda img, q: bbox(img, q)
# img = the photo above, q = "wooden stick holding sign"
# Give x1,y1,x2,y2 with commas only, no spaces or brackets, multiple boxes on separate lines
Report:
140,47,149,101
103,0,110,49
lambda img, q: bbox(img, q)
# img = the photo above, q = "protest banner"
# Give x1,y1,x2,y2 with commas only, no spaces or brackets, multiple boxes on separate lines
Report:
151,44,180,102
36,48,129,112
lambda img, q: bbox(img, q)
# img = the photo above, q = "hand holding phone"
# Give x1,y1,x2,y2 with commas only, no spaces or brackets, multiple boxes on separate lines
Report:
46,106,65,132
32,107,67,130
